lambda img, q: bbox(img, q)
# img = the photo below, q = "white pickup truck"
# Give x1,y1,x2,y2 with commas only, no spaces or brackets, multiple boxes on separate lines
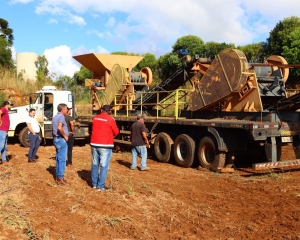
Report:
8,86,89,147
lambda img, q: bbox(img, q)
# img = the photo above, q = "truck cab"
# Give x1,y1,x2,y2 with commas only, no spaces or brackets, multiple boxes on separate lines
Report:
8,86,75,147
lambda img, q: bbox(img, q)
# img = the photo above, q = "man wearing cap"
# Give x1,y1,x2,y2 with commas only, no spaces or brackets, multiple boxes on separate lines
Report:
130,114,150,171
52,103,69,185
64,107,75,167
0,100,13,166
26,108,41,163
90,105,119,191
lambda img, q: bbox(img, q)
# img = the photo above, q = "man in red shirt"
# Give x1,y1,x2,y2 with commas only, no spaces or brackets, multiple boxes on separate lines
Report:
0,100,13,166
90,105,119,191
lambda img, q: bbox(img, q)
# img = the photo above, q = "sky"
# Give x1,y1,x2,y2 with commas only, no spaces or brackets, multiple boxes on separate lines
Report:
1,0,300,79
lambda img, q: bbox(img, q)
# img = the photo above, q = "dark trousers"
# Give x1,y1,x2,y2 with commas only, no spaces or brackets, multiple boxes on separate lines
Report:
28,133,41,160
67,134,74,165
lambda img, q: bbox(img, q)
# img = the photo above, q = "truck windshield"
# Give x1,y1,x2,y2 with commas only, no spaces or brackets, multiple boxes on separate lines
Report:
29,93,40,104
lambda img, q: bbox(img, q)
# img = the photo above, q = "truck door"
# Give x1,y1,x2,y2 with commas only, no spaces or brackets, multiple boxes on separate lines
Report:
29,92,44,124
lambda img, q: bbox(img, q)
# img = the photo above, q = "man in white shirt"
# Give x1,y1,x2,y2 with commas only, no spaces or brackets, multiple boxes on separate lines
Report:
26,108,41,163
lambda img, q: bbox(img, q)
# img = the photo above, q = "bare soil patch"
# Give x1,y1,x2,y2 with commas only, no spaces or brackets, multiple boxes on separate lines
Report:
1,140,300,239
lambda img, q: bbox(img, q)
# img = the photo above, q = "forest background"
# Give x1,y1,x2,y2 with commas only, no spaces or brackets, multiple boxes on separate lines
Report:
1,16,300,105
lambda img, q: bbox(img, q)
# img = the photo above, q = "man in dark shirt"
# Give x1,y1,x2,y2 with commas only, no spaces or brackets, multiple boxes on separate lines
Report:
64,107,75,167
130,114,150,171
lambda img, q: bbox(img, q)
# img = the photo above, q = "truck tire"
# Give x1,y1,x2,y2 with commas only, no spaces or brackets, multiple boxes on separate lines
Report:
198,136,226,171
19,127,30,148
173,134,195,168
154,132,173,163
19,127,42,148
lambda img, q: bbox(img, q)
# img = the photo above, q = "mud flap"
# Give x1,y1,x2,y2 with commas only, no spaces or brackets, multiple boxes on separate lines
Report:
264,137,277,162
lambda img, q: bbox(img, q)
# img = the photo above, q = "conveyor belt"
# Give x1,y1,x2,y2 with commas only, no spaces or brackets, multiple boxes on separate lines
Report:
133,63,194,109
276,91,300,110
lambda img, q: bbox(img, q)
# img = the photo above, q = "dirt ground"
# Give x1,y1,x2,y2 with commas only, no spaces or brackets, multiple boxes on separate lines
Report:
1,140,300,240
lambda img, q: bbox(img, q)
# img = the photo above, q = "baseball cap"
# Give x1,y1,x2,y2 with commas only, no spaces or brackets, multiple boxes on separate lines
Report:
137,113,146,119
67,107,72,110
3,100,13,106
101,105,111,112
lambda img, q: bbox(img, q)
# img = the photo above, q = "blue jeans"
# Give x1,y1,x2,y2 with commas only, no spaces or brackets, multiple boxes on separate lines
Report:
131,145,147,169
28,133,41,160
53,137,68,178
0,130,8,162
91,147,112,189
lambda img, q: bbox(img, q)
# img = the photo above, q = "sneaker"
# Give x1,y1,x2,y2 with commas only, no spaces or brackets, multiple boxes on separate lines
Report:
92,185,97,189
2,161,9,166
130,166,136,170
97,186,110,191
140,167,149,171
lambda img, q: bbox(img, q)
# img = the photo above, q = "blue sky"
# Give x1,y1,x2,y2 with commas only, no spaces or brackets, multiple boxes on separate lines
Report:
1,0,300,78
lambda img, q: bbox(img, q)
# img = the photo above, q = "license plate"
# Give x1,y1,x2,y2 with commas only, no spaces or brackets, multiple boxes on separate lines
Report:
281,136,293,143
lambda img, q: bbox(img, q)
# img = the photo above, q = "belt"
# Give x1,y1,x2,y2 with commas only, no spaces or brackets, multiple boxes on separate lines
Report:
30,132,40,134
54,136,62,138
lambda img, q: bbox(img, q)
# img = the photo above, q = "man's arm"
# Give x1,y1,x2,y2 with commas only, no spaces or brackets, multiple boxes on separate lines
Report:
142,132,149,146
26,123,36,135
58,122,68,141
111,121,119,137
70,120,75,135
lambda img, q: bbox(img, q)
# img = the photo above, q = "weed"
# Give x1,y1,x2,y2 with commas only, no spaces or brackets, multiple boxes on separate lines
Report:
70,204,80,213
140,181,148,189
104,215,132,227
212,172,221,178
126,184,134,195
41,229,50,240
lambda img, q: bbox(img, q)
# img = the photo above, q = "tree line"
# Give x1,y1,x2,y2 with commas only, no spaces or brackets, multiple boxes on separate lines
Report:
1,16,300,103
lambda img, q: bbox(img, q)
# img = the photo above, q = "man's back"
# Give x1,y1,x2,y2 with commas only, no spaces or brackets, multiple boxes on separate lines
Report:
90,112,119,148
131,121,147,146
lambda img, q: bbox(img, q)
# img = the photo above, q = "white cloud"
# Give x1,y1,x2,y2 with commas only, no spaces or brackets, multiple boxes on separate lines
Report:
96,46,110,54
66,14,86,26
9,0,33,4
10,0,300,77
28,0,300,50
105,17,116,28
43,45,80,78
44,45,110,77
47,18,58,24
10,46,16,61
87,29,104,38
35,4,86,26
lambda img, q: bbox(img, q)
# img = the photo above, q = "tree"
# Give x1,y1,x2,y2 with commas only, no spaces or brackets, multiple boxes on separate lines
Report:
35,55,50,87
157,53,182,80
282,27,300,80
54,75,72,90
136,53,157,70
0,37,14,68
157,35,206,80
0,18,14,68
111,51,138,56
72,66,92,86
172,35,205,56
262,16,300,56
237,43,264,62
0,18,14,45
204,42,236,59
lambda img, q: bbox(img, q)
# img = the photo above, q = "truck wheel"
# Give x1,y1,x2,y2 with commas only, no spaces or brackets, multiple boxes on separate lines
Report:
198,136,226,171
154,132,173,163
19,127,30,148
173,134,195,168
